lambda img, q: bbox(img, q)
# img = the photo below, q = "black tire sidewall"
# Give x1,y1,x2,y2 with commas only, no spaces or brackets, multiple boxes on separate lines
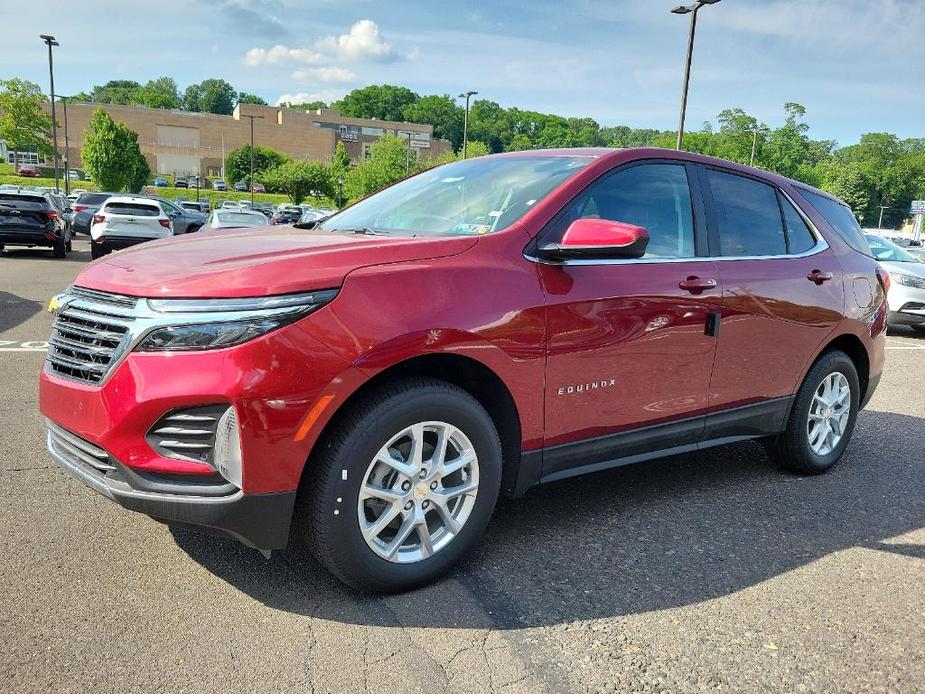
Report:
313,385,501,592
789,352,860,472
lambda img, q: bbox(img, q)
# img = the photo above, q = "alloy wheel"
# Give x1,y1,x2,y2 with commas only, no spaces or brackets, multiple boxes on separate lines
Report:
807,371,851,456
357,421,479,563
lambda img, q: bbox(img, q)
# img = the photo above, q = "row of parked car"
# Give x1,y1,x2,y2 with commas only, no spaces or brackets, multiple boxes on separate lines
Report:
151,175,265,193
0,183,336,260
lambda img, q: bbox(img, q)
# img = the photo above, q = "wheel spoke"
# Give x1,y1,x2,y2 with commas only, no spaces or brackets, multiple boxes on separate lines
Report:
432,497,463,534
375,451,416,478
441,449,475,476
361,504,400,540
408,423,425,469
417,523,434,558
430,424,450,471
361,482,404,504
384,515,417,559
438,478,478,500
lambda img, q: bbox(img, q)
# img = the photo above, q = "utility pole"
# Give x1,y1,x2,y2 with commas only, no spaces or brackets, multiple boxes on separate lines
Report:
877,205,889,229
458,91,478,159
671,1,721,150
240,114,263,205
749,125,769,167
405,131,413,173
40,34,60,191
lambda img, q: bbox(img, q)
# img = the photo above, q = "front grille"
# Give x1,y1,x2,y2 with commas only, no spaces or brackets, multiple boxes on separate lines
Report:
46,288,137,384
145,405,229,466
47,420,114,474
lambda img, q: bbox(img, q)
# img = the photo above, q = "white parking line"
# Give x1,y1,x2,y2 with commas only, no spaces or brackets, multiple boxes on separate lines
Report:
0,340,48,352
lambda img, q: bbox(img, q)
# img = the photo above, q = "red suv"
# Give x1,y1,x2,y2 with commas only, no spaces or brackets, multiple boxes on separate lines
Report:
40,148,887,592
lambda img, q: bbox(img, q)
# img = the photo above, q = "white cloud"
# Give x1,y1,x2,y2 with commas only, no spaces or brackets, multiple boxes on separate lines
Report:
275,90,347,107
313,19,395,62
291,66,357,83
244,44,323,67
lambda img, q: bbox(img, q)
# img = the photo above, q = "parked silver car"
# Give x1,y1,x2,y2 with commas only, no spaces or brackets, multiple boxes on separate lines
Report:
201,209,270,230
865,234,925,333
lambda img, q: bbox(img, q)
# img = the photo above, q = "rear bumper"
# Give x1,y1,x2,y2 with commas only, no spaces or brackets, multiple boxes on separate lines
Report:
46,420,296,549
94,235,160,250
0,228,56,246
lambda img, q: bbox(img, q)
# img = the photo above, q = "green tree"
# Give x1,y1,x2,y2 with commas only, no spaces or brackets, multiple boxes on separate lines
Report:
0,78,54,169
344,135,409,200
402,94,464,150
237,92,267,106
763,103,811,178
88,80,142,105
81,108,148,192
138,77,181,110
335,85,419,122
816,160,874,222
260,160,332,204
183,79,237,114
225,145,288,185
329,141,351,205
281,100,328,111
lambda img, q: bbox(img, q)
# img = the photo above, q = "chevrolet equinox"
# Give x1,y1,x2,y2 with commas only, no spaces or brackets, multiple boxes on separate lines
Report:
40,148,887,592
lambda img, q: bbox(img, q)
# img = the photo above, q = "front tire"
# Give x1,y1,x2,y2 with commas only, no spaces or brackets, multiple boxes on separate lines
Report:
296,378,501,592
765,350,859,474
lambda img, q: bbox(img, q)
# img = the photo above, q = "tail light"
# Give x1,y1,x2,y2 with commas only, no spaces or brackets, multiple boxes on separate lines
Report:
876,266,891,294
92,213,105,224
45,210,59,222
159,219,172,229
73,204,87,212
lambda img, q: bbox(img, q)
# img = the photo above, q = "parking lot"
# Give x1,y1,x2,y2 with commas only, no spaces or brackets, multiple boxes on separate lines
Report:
1,238,923,693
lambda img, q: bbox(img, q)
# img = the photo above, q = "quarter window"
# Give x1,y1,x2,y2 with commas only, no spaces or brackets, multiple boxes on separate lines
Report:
706,169,786,257
542,163,696,259
799,189,870,255
778,193,817,254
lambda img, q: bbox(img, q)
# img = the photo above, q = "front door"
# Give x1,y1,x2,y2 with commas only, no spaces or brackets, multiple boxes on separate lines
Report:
535,161,720,477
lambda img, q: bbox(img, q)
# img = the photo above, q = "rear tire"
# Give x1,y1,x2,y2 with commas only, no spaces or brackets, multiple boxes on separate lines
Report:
52,237,66,258
765,350,859,475
90,243,109,260
295,378,501,592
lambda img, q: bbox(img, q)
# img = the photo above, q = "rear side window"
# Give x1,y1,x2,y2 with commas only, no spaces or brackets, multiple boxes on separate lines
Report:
706,169,786,257
75,193,110,205
542,163,696,259
0,194,47,209
799,189,870,255
778,193,817,254
104,202,160,216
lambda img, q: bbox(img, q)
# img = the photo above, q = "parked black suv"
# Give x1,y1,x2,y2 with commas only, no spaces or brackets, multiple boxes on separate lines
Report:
0,191,72,257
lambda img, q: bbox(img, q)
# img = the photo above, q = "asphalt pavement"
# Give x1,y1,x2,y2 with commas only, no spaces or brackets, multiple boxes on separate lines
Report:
1,238,923,693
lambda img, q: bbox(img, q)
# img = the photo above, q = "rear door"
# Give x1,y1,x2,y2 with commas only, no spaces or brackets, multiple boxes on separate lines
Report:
537,161,721,474
102,201,170,239
699,166,844,412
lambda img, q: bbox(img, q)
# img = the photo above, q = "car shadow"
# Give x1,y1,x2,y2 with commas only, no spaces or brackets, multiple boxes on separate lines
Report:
0,291,46,333
171,408,925,628
1,245,92,265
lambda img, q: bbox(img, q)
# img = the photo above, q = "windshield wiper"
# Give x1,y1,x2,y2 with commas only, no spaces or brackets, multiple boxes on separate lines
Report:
329,227,387,236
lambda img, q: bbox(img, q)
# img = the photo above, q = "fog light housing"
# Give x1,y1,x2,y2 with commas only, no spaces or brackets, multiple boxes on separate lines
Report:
214,406,243,489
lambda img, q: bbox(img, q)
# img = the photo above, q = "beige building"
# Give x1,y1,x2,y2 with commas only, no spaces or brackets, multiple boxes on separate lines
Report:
36,102,451,179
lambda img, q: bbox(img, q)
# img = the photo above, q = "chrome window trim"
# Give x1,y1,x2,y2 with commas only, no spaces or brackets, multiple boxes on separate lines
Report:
525,183,829,266
46,287,336,387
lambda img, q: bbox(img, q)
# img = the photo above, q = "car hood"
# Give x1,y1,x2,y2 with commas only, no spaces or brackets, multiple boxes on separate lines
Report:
878,259,925,278
75,226,479,298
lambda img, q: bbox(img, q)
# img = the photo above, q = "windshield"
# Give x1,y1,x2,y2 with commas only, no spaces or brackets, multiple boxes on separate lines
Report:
318,155,593,237
864,234,920,263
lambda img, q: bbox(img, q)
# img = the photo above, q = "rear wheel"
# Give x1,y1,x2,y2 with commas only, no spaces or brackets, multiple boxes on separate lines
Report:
52,237,66,258
765,350,859,474
296,378,501,592
90,243,109,260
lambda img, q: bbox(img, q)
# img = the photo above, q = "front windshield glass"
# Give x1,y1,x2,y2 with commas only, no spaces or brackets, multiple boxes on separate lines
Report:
864,235,919,262
319,155,594,237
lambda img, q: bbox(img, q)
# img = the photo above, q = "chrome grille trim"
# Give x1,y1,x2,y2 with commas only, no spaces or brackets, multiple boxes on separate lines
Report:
47,296,133,384
47,421,115,472
70,286,138,309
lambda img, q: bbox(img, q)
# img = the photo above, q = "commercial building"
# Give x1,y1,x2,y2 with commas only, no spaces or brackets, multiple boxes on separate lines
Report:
18,102,451,178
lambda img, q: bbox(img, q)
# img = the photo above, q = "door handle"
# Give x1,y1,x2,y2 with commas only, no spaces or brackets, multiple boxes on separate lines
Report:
679,276,717,294
807,269,834,284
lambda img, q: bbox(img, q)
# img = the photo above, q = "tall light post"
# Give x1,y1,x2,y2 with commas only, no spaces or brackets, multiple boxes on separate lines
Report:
405,131,413,173
337,176,345,209
40,34,60,191
749,125,769,167
240,114,263,205
458,90,478,159
671,1,720,151
878,205,890,229
58,95,72,196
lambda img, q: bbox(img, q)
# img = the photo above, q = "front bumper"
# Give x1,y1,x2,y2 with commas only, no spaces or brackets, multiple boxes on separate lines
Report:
46,420,295,549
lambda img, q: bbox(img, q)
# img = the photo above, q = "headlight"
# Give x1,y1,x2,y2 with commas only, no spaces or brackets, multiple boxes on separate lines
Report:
136,289,337,352
892,273,925,289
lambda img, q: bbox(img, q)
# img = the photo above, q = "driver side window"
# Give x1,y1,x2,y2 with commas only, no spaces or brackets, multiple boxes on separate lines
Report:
541,163,696,259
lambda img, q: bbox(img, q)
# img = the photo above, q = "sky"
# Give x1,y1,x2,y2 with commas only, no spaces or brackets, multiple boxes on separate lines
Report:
6,0,924,147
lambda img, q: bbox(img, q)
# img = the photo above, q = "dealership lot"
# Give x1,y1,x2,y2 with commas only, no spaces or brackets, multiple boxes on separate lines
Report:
1,239,923,693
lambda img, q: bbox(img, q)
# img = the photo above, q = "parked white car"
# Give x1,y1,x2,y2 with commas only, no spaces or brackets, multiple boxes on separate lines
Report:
865,234,925,333
90,196,174,260
201,209,270,230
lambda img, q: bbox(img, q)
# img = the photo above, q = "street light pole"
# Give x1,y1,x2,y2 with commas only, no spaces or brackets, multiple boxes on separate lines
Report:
406,131,413,173
458,91,478,159
59,96,71,196
40,34,60,191
240,114,263,205
671,1,720,151
749,126,769,167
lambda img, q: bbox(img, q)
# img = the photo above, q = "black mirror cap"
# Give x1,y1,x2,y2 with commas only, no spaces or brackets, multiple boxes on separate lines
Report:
537,239,648,262
292,220,318,230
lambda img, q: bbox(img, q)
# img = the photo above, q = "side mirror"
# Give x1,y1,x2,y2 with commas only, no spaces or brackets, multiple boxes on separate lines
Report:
539,218,649,261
